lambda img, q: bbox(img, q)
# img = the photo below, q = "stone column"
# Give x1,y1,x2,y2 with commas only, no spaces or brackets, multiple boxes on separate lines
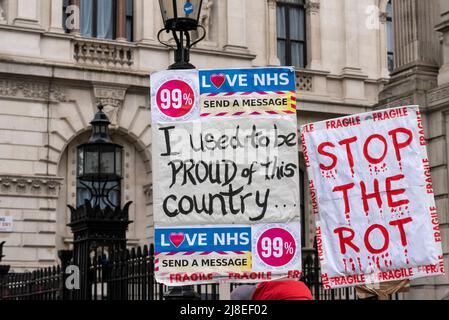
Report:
379,11,390,79
267,0,280,66
50,0,65,33
306,0,321,70
224,0,247,51
116,0,127,41
135,0,155,43
14,0,40,27
342,0,361,74
391,0,440,72
379,0,441,103
436,0,449,85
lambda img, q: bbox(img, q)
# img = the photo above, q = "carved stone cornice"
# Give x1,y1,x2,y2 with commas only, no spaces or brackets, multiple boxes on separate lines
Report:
305,0,320,13
0,175,63,198
0,79,67,102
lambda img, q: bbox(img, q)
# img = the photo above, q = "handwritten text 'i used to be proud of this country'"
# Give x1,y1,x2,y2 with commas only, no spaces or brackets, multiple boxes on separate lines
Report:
157,123,297,222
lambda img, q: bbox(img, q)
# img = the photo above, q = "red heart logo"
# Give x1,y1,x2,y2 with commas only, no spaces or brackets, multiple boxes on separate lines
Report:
169,233,185,248
210,74,226,89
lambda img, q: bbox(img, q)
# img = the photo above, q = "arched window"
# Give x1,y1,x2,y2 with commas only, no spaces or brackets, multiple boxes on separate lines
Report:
386,1,394,72
63,0,134,42
276,0,307,68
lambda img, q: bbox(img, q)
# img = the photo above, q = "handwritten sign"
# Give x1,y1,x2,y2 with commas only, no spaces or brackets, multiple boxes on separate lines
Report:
301,106,445,289
151,67,302,285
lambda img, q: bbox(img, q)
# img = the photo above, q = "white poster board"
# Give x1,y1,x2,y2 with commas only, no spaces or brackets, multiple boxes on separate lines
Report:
151,67,303,286
300,106,445,289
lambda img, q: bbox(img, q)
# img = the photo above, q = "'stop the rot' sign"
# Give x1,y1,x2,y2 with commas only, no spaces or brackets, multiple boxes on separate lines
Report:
300,106,445,289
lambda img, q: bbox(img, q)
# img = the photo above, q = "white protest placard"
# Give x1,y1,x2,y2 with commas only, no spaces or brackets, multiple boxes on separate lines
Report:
151,67,303,286
301,106,445,289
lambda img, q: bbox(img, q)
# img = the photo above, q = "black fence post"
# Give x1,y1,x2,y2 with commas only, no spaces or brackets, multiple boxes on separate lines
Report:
148,244,155,300
0,241,10,300
0,265,10,300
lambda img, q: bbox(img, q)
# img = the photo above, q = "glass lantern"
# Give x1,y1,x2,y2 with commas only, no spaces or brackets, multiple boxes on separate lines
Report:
76,106,123,183
159,0,203,31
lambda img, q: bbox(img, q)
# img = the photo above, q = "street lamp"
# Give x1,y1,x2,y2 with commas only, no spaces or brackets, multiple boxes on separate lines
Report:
77,105,123,209
69,105,131,300
157,0,206,69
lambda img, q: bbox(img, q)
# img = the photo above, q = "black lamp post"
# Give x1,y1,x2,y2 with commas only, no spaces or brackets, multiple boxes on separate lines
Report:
157,0,204,301
68,105,132,300
157,0,206,69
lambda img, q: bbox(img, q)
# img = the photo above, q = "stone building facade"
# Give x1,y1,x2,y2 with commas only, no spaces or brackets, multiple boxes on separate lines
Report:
0,0,447,299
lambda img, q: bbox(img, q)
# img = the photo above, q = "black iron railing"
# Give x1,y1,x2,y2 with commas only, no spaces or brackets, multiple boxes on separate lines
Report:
0,268,62,300
0,244,220,301
0,244,399,301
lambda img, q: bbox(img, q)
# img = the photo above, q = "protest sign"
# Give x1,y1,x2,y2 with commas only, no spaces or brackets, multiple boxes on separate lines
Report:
300,106,445,289
151,67,302,286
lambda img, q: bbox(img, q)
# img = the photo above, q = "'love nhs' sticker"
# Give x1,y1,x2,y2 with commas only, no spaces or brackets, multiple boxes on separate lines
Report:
184,2,194,15
155,227,252,253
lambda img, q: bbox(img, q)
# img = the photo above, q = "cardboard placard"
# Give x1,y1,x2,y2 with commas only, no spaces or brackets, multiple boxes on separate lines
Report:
151,67,302,285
